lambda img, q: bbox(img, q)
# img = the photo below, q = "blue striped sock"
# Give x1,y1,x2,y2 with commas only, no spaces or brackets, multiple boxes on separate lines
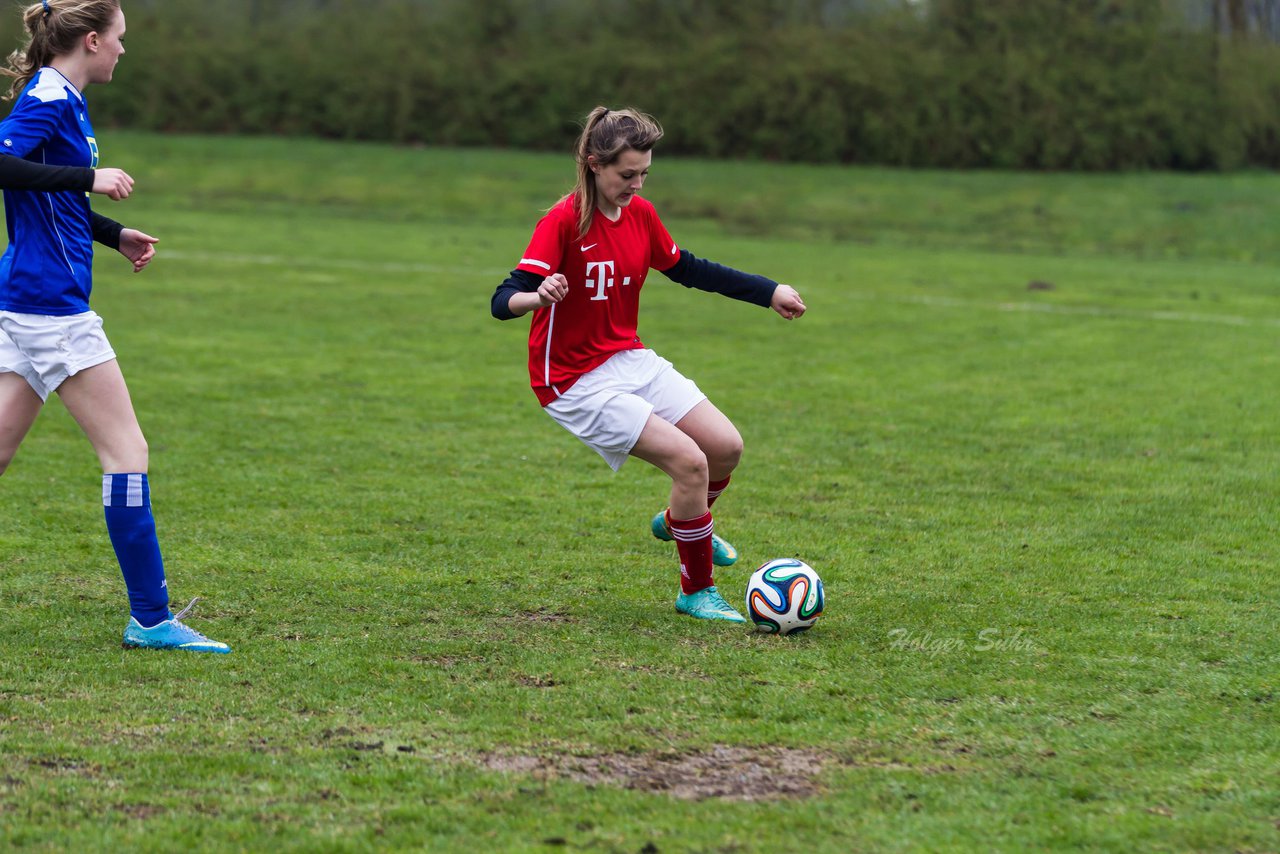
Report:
102,473,170,627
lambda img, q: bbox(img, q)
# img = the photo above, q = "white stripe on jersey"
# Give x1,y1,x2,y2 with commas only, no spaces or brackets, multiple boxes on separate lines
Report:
543,303,556,390
42,193,75,276
40,153,76,276
520,258,551,271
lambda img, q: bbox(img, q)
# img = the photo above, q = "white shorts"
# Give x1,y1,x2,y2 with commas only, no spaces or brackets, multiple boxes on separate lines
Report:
0,310,116,401
544,348,706,471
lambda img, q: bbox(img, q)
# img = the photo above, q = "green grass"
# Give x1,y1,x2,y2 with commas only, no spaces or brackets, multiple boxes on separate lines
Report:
1,132,1278,852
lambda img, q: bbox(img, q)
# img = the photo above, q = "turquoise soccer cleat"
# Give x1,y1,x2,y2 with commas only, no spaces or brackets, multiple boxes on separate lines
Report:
651,509,739,567
122,598,231,654
675,586,747,623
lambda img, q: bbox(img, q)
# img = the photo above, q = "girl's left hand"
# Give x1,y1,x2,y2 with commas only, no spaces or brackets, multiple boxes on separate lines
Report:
771,284,807,320
118,229,159,273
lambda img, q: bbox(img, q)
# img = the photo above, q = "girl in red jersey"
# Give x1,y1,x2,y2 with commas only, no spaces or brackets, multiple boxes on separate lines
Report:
491,106,806,623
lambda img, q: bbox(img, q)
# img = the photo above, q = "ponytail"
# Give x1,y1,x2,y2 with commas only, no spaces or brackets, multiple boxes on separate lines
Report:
1,0,121,101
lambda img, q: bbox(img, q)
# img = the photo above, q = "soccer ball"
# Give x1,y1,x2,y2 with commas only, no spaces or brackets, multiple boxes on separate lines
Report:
745,558,824,635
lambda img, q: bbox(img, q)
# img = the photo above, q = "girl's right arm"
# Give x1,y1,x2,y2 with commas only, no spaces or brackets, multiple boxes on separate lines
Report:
0,155,134,199
491,271,568,319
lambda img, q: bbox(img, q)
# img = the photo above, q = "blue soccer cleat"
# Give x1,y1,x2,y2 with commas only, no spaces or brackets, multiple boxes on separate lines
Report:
651,509,739,567
122,598,231,654
675,586,747,623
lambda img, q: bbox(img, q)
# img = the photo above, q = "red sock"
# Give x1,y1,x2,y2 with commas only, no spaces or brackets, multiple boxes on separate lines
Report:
707,476,731,509
668,510,714,594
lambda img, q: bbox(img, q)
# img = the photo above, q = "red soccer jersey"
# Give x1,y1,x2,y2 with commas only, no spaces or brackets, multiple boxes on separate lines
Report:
515,194,680,406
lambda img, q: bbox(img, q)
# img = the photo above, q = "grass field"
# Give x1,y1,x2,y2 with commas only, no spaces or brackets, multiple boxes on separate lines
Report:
1,132,1278,852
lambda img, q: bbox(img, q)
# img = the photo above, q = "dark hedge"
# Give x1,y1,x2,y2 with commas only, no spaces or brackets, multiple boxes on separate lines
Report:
5,0,1276,168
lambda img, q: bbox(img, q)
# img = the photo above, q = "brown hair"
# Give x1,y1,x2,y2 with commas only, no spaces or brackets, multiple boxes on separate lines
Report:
566,106,664,240
1,0,121,101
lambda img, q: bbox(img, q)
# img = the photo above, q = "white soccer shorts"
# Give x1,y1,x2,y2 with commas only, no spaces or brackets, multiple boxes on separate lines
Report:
0,310,117,401
543,348,707,471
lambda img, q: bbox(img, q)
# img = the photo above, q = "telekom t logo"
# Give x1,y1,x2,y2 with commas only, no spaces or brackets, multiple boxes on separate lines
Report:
585,261,632,301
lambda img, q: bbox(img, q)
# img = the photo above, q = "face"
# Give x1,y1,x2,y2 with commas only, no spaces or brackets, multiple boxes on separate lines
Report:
87,9,126,85
591,148,651,214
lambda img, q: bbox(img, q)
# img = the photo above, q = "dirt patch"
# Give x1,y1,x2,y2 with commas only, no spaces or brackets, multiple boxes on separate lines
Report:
513,608,576,623
405,653,485,667
28,756,98,776
477,745,830,801
117,803,166,820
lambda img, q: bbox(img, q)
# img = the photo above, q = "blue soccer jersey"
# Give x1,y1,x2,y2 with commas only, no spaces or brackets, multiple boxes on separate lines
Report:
0,67,99,316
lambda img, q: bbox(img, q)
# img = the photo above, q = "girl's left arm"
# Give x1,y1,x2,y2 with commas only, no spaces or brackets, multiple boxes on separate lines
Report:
660,249,806,319
91,210,157,273
117,228,159,274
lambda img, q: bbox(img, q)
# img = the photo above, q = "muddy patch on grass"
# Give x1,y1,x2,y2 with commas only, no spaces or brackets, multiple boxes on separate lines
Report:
476,745,831,801
117,803,166,820
513,607,577,623
27,756,98,776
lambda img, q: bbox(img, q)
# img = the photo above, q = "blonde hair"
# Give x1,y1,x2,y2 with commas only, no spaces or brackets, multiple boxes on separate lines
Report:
566,106,664,240
1,0,121,101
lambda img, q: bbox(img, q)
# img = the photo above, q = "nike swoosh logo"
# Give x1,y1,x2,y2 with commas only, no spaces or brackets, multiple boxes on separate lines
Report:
581,243,598,252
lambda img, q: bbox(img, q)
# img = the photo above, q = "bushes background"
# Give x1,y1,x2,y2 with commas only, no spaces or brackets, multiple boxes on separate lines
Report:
3,0,1277,169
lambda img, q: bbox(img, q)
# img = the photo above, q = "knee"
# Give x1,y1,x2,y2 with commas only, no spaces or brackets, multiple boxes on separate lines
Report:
706,430,743,474
102,435,149,473
673,447,709,486
717,434,744,471
128,437,150,472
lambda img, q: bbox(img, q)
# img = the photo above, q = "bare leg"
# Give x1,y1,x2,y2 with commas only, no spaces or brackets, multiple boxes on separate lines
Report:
0,372,43,475
55,360,148,473
674,400,743,482
630,413,709,520
58,359,172,629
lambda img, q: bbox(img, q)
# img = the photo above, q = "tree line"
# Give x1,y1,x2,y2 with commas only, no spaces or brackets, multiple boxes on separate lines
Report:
3,0,1277,169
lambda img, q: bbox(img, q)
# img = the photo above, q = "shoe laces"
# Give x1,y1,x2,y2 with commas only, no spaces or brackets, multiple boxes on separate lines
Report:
692,587,731,611
172,596,200,623
169,598,216,642
708,590,741,615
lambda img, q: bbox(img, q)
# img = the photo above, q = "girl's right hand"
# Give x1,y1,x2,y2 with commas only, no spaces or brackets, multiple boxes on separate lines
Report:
538,273,569,306
91,168,134,201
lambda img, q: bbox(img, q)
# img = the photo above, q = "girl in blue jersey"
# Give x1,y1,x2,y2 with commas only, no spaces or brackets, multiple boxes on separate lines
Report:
0,0,229,653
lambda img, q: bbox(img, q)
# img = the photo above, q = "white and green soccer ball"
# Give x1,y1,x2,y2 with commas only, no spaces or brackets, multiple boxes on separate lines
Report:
745,558,824,635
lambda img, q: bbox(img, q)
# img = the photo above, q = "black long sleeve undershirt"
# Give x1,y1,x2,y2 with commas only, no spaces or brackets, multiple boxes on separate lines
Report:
0,153,93,193
90,210,124,250
490,269,542,320
659,249,777,307
489,250,776,320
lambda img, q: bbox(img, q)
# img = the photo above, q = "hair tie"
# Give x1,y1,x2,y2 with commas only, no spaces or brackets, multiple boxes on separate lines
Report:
42,0,51,16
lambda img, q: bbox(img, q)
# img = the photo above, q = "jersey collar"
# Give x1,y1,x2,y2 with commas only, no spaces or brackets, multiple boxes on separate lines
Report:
40,66,85,103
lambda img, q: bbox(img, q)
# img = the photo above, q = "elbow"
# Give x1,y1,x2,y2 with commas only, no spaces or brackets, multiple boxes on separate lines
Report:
490,292,515,320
